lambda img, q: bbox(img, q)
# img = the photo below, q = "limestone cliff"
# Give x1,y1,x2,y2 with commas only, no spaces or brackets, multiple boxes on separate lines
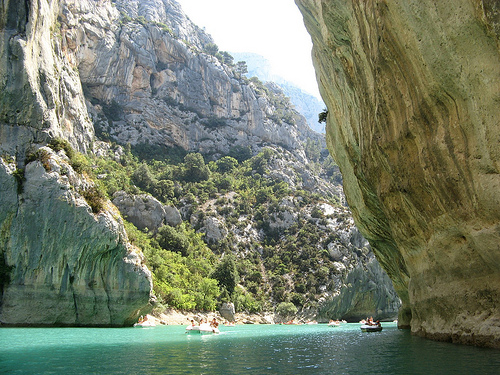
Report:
0,0,152,326
60,0,322,155
0,0,93,156
0,148,152,326
297,0,500,347
0,0,400,325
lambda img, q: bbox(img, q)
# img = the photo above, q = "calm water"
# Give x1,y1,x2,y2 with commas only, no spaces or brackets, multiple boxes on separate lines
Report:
1,322,499,374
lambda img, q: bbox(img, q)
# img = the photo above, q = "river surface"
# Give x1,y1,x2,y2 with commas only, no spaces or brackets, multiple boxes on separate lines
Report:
1,322,499,374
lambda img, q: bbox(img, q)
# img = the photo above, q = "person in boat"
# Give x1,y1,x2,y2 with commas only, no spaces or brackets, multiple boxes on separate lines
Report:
138,315,144,323
210,318,219,328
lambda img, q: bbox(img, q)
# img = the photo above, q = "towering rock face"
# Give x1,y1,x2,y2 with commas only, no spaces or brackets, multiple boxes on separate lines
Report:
1,0,399,325
0,0,93,156
296,0,500,347
0,1,152,326
60,0,322,155
0,147,152,326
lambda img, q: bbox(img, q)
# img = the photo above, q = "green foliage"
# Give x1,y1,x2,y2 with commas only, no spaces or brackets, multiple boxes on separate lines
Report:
204,43,219,56
236,61,248,77
157,224,190,256
154,22,174,36
89,137,341,313
12,168,25,194
0,252,13,293
304,138,321,162
69,152,90,174
125,220,219,311
211,254,239,297
181,153,210,182
234,286,263,313
80,183,107,214
276,301,298,318
102,100,123,121
219,51,234,66
216,156,238,173
136,16,148,26
318,108,328,124
228,145,252,163
48,138,75,159
250,148,275,175
132,163,156,191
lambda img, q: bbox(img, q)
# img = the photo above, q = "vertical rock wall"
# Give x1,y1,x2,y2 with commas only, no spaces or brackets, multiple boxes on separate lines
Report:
0,149,152,326
297,0,500,347
0,0,152,326
0,0,93,158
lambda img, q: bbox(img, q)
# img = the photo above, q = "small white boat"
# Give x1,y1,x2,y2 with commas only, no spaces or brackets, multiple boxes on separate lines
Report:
360,324,382,332
134,320,156,328
328,321,340,327
185,323,219,334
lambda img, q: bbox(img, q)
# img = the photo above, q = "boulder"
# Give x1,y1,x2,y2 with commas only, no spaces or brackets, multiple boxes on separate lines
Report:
219,302,235,322
112,191,181,231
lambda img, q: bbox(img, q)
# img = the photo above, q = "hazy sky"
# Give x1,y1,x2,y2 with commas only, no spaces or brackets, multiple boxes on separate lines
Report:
176,0,320,98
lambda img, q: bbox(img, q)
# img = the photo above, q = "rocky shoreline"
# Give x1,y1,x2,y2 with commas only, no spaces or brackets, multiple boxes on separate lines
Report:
149,303,344,326
149,309,274,326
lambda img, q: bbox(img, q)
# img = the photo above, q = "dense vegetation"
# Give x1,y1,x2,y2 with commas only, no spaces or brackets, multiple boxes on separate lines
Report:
56,137,347,314
46,10,348,315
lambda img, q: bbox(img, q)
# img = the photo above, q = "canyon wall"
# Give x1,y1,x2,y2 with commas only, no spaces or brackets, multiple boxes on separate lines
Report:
0,0,152,326
1,0,400,325
297,0,500,347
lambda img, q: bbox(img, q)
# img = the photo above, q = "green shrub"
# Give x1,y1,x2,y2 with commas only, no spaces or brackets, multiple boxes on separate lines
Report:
157,225,190,256
48,138,73,158
276,302,297,318
80,184,107,213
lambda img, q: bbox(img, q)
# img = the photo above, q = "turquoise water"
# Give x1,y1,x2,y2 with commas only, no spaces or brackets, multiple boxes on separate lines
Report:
1,323,499,374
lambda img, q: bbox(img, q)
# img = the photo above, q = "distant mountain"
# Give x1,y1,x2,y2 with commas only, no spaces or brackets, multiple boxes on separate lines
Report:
232,52,326,133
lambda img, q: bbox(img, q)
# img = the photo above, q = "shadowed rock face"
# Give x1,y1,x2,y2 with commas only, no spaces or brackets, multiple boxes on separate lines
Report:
296,0,500,348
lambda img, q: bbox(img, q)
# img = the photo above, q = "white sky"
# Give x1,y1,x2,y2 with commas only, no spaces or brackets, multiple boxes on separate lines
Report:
176,0,321,99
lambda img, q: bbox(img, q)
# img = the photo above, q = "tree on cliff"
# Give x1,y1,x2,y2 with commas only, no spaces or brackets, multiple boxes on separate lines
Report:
236,61,248,78
180,153,210,182
211,254,239,298
204,43,219,56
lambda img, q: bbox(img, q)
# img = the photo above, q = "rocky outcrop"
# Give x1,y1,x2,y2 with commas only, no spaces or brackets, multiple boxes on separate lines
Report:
219,302,235,322
112,191,181,231
297,0,500,347
0,149,152,326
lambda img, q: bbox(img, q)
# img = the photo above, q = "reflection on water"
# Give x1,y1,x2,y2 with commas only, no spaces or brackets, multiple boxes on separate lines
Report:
1,323,499,374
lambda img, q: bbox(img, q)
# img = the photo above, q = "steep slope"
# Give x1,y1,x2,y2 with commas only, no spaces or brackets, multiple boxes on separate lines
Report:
0,0,152,326
296,0,500,347
1,0,400,324
63,0,399,319
231,52,326,133
60,0,320,154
